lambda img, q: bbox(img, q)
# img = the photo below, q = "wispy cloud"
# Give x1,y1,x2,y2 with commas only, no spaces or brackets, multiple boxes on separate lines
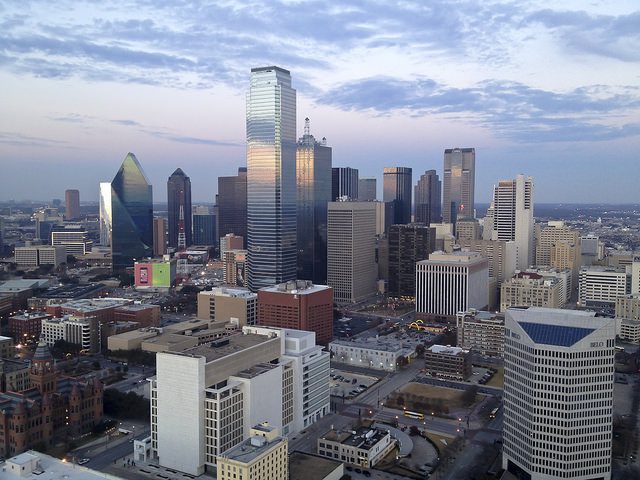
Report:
0,132,70,147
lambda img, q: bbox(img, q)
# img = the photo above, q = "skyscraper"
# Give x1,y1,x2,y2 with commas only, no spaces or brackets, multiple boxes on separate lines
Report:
331,167,359,200
358,178,377,201
246,66,297,291
64,189,80,221
296,118,332,284
383,167,412,225
217,167,247,246
192,206,216,246
492,174,534,270
153,217,167,256
167,168,192,250
388,223,435,298
99,182,112,246
414,170,441,224
443,148,475,224
110,152,153,270
502,307,614,480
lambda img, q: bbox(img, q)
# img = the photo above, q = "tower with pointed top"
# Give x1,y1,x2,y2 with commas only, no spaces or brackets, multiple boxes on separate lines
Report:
110,152,153,269
167,168,192,249
30,341,57,395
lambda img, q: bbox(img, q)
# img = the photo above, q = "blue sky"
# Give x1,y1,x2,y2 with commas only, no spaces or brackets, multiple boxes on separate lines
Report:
0,0,639,203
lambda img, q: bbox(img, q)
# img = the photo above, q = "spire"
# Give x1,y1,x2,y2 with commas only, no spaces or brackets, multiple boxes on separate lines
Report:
33,341,53,362
304,117,310,137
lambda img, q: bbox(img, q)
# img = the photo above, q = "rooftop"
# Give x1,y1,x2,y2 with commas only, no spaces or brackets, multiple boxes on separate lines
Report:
260,280,331,295
459,310,504,323
0,279,50,292
4,450,124,480
201,287,256,299
60,298,132,312
114,303,159,311
289,452,343,480
330,338,404,353
428,345,468,356
175,332,277,363
421,251,486,265
322,427,389,451
10,311,51,320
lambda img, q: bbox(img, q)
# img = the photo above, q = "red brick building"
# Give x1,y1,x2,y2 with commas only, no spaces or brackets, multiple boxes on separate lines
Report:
113,303,161,327
258,280,333,344
8,312,52,343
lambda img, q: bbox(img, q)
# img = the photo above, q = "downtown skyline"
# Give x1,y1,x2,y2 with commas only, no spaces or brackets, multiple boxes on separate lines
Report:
0,1,639,203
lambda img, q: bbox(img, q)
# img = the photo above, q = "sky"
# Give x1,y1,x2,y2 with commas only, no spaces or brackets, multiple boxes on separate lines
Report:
0,0,639,204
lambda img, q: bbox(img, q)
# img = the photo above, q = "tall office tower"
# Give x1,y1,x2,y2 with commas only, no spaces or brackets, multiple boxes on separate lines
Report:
296,119,332,284
153,218,167,256
217,167,247,246
246,66,297,291
327,201,377,304
482,202,495,240
99,182,112,246
388,224,435,298
110,152,153,270
258,280,333,344
375,201,395,236
167,168,192,249
383,167,412,225
358,178,377,201
414,170,441,224
34,208,63,243
64,189,80,221
492,174,534,270
331,167,359,200
502,307,614,480
192,206,216,246
415,251,489,319
457,238,517,286
442,147,475,224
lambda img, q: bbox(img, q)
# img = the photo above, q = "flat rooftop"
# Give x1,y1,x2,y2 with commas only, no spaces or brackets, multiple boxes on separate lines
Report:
202,288,256,299
322,427,388,451
330,339,404,353
460,310,504,323
421,251,485,265
221,434,284,464
289,452,343,480
61,298,131,312
177,332,276,363
260,280,331,295
164,318,210,332
109,328,160,340
428,345,468,356
4,450,124,480
10,312,51,320
114,303,158,311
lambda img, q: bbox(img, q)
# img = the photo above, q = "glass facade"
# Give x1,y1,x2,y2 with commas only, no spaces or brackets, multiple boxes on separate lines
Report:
246,66,297,291
110,152,153,269
296,122,332,284
331,167,358,201
99,182,112,246
443,147,475,224
217,167,247,246
383,167,412,225
415,170,441,224
167,168,192,249
193,214,216,246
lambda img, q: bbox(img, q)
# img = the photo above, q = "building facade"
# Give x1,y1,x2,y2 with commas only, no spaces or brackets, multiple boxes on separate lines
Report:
502,307,614,480
317,427,395,469
40,315,100,353
388,223,435,298
14,246,67,267
456,310,505,357
192,207,216,246
415,170,441,225
615,294,640,320
331,167,358,201
197,288,257,327
167,168,192,249
358,178,376,201
217,167,247,247
442,148,475,225
99,182,112,246
51,225,92,256
579,266,630,307
64,189,80,221
500,272,563,312
223,249,247,287
153,217,167,257
246,67,297,291
424,345,471,380
383,167,412,225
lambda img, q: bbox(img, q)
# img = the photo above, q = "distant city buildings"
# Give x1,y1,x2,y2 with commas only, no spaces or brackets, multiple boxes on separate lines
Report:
443,148,475,225
192,206,216,246
383,166,412,225
415,169,441,225
167,168,192,249
64,189,80,221
50,224,92,256
14,245,66,268
98,182,112,246
153,217,167,256
247,66,297,291
331,167,358,201
358,178,377,201
217,167,247,247
502,307,614,480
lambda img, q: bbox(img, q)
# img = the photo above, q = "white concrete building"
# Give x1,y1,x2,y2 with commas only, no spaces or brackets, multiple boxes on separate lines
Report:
492,175,534,270
618,318,640,344
40,315,100,352
416,251,489,319
579,266,630,306
14,245,67,267
329,338,414,372
502,307,615,480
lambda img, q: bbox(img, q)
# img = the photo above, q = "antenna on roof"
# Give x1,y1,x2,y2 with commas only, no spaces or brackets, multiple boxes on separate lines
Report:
304,117,310,137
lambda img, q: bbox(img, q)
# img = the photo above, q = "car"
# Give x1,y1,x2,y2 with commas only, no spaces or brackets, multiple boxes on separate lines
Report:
363,471,371,477
78,458,90,465
355,468,362,473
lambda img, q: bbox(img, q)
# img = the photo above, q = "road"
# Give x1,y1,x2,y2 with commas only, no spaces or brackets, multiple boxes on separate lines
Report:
75,426,151,470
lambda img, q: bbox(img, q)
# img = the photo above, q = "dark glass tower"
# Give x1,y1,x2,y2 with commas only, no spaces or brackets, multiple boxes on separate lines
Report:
383,167,412,225
296,119,332,284
443,147,475,224
388,223,435,298
167,168,192,249
193,213,216,245
217,167,247,246
331,167,358,200
110,152,153,270
415,170,441,225
246,66,297,291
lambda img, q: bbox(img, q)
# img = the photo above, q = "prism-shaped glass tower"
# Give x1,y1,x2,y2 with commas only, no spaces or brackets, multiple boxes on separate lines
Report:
111,152,153,270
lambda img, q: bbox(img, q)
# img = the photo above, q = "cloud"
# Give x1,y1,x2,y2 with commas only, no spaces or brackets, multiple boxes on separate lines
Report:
0,132,70,147
319,76,640,142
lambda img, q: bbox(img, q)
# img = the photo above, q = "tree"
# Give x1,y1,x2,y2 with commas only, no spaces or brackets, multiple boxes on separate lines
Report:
103,389,150,420
461,385,479,406
415,344,426,357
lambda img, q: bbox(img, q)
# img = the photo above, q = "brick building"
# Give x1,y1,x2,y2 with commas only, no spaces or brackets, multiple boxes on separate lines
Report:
8,312,52,344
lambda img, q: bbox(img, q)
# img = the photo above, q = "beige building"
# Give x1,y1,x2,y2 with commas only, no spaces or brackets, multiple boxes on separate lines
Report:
0,336,14,359
456,218,481,240
216,424,288,480
197,288,257,327
40,315,101,353
289,452,344,480
107,328,161,351
619,318,640,344
535,222,580,264
14,245,67,267
501,272,563,312
579,266,630,306
616,294,640,320
457,238,517,286
317,426,395,469
456,310,505,357
222,249,247,287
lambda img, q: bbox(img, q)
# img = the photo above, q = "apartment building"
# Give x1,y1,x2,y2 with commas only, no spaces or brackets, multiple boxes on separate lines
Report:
424,345,471,380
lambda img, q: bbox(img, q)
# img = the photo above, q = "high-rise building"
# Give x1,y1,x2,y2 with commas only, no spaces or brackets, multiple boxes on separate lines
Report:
492,174,534,270
246,66,297,291
383,167,412,225
50,225,92,256
500,271,563,312
296,119,332,284
217,167,247,246
192,206,216,246
388,223,435,298
578,266,630,307
167,168,192,249
502,307,614,480
416,251,488,319
414,170,441,225
258,280,333,344
64,189,80,221
581,234,603,266
331,167,359,201
14,246,67,268
442,148,475,225
455,218,480,241
110,152,153,270
327,201,377,304
99,182,112,246
197,287,257,326
220,233,244,260
153,218,167,257
358,178,377,201
223,249,247,287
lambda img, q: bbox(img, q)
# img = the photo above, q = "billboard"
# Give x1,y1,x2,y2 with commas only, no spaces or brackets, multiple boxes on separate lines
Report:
152,263,171,287
135,261,175,288
135,263,152,287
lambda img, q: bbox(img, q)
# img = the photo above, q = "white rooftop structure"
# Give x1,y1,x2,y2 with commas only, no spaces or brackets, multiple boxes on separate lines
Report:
428,345,467,355
3,450,124,479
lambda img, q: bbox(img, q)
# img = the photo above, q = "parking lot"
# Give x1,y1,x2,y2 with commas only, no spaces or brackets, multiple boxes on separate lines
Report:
330,368,380,398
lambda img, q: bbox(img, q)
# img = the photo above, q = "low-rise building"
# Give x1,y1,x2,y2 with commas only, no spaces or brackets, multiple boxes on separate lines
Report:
216,424,288,480
619,318,640,344
456,310,505,357
500,271,563,312
615,294,640,320
8,312,52,343
141,333,199,353
107,328,162,351
113,303,161,327
50,225,92,256
40,315,100,353
288,452,344,480
329,338,415,372
51,298,132,324
197,288,257,326
0,335,15,359
4,450,122,480
14,245,67,267
134,258,176,289
424,345,471,380
0,358,31,393
317,426,395,469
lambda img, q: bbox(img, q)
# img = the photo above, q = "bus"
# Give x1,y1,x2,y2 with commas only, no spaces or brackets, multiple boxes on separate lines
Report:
404,411,425,420
489,407,500,419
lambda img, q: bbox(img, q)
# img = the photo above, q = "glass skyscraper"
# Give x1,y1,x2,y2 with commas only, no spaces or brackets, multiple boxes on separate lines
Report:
110,152,153,270
246,66,297,291
331,167,358,201
383,166,412,225
443,147,475,224
217,167,247,246
99,182,112,246
296,118,332,284
415,170,441,225
167,168,192,249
